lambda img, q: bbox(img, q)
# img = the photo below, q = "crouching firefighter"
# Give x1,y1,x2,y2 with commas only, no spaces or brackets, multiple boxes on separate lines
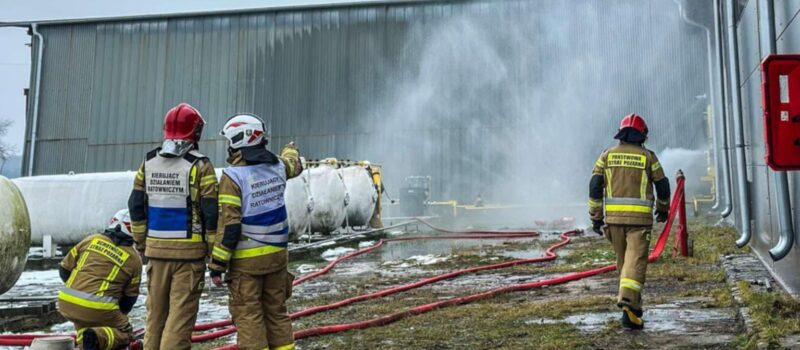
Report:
127,103,218,350
58,209,142,350
209,114,303,350
588,113,671,330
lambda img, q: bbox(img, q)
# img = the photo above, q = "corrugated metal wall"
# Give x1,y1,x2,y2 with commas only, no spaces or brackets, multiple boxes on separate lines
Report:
24,0,710,203
726,0,800,295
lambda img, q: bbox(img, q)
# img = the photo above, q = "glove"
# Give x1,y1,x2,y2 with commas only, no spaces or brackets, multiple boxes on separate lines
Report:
655,211,668,223
592,219,604,235
210,270,224,287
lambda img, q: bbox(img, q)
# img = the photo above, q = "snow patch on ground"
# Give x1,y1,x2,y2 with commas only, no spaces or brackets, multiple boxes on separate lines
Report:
383,254,449,268
296,264,319,274
358,241,376,248
321,247,356,261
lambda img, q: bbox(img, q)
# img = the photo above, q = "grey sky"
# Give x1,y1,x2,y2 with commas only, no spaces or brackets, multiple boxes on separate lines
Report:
0,0,376,154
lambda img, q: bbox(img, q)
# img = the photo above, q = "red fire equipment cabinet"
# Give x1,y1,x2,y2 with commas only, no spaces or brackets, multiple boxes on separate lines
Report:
761,54,800,170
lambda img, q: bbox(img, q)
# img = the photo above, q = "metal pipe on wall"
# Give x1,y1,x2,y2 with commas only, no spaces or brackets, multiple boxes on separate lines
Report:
714,0,734,218
725,0,753,247
760,0,795,261
671,0,724,210
27,23,44,177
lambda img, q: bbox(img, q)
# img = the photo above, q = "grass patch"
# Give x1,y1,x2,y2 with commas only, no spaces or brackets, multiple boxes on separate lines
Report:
296,296,616,349
737,281,800,348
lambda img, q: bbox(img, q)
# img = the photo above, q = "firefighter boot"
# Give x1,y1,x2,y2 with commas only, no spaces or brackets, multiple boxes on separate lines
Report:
81,328,100,350
621,306,644,330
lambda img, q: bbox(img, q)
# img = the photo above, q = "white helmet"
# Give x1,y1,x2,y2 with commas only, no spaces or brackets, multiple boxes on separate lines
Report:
220,114,267,149
109,209,132,236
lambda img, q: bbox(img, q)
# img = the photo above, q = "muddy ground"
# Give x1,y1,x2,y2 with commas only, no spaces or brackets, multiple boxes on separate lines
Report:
195,222,770,349
6,221,798,349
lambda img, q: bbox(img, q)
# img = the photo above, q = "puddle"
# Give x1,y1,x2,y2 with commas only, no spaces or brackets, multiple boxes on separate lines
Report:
528,300,739,335
379,237,537,262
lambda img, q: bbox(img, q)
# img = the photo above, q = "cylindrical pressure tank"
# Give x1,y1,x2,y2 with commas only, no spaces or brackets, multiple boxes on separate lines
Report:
0,176,31,295
13,172,135,245
341,166,377,227
285,171,313,239
308,166,347,234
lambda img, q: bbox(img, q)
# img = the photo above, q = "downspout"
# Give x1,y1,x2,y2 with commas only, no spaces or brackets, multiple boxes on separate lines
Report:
27,23,44,177
715,0,734,218
760,0,795,261
726,0,753,247
672,0,723,210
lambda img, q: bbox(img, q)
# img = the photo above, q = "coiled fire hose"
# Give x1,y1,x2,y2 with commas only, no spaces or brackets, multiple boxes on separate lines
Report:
0,176,685,349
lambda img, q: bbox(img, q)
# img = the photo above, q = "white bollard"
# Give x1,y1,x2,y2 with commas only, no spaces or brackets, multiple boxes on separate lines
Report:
43,235,54,258
30,336,74,350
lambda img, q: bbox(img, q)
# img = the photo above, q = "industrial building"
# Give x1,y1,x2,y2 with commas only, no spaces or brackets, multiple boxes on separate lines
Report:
7,0,800,295
5,0,710,202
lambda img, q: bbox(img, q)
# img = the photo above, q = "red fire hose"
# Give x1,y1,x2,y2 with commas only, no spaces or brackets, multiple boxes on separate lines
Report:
213,176,686,349
2,175,686,349
193,223,542,332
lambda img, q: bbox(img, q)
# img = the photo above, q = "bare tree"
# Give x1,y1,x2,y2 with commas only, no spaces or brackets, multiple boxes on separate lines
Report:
0,119,15,173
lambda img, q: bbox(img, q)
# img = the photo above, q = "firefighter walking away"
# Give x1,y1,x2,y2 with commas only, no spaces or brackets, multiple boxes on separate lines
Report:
57,210,142,350
209,113,303,350
588,113,671,330
127,103,219,349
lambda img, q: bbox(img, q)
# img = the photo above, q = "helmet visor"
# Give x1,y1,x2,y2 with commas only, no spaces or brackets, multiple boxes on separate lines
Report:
160,139,194,157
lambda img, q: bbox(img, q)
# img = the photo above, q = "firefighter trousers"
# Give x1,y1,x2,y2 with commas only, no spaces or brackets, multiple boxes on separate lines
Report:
227,268,295,350
605,224,651,310
144,259,205,350
58,300,132,350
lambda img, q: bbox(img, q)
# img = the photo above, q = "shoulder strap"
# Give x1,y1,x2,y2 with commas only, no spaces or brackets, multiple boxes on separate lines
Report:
146,148,160,161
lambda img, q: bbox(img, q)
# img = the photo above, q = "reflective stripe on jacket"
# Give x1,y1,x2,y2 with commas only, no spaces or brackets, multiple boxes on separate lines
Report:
590,143,667,226
58,234,142,310
223,161,289,259
134,148,215,260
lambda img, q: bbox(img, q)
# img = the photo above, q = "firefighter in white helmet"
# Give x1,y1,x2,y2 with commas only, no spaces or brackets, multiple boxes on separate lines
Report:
209,113,302,350
58,209,143,350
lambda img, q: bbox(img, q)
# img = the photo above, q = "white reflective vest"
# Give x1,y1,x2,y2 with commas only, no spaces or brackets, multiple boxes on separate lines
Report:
144,150,204,240
223,161,289,256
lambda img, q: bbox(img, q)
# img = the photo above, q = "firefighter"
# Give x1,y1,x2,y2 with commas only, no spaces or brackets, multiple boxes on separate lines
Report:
58,209,142,350
208,114,302,350
588,113,670,330
127,103,218,350
365,162,385,228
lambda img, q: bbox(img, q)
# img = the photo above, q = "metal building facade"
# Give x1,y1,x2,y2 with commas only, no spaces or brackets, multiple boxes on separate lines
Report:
725,0,800,295
20,0,710,203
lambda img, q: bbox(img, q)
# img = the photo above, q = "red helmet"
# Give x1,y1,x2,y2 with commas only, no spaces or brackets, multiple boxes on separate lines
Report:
619,113,648,135
163,103,205,142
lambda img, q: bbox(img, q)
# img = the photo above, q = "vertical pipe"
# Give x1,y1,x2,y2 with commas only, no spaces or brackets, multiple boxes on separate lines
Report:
726,0,753,247
715,0,734,218
27,24,44,177
760,0,795,261
671,0,722,210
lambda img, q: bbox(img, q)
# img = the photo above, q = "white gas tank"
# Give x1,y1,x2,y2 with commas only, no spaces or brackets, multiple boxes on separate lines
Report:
285,171,313,239
340,166,377,227
13,172,135,245
0,176,31,294
307,165,347,234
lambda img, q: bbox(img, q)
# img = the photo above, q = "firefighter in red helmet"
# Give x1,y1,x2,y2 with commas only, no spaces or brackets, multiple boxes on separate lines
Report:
128,103,218,349
588,113,671,330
